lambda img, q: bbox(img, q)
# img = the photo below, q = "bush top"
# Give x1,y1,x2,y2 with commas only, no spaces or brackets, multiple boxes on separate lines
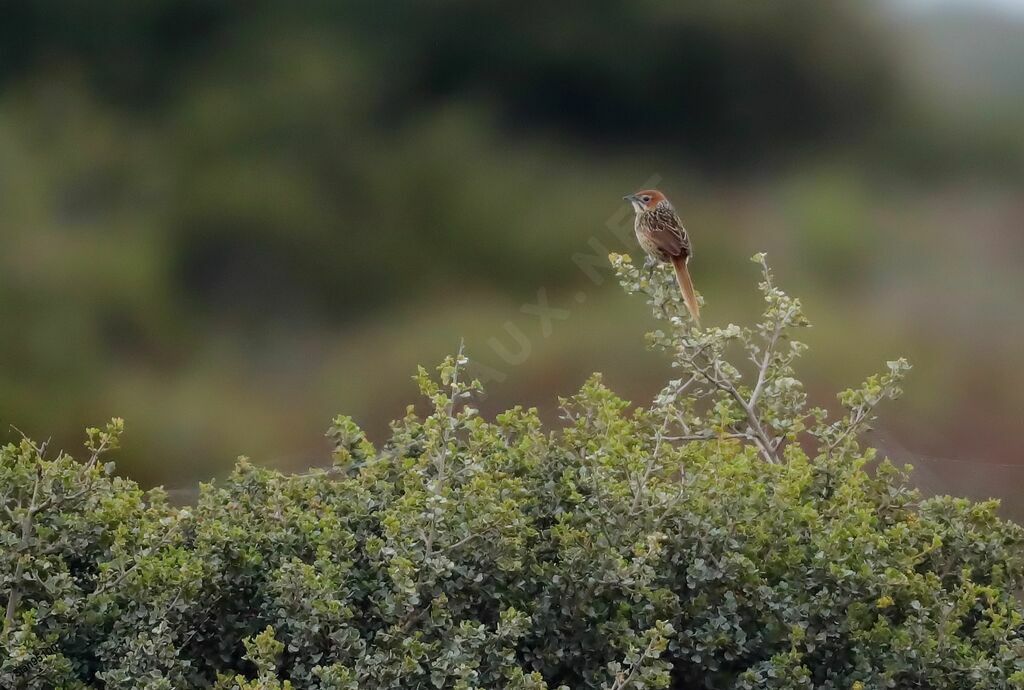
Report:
2,255,1022,690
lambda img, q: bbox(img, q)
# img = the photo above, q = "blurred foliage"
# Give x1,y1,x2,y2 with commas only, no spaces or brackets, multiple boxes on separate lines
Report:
0,0,901,317
2,1,893,162
0,1,1023,511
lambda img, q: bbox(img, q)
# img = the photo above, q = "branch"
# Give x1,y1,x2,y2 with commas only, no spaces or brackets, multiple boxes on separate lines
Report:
3,464,43,642
693,354,778,464
664,432,753,443
425,340,467,561
748,305,794,410
434,339,466,491
608,632,662,690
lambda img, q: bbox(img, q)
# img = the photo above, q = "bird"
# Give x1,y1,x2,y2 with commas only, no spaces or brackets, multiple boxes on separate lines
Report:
624,189,701,324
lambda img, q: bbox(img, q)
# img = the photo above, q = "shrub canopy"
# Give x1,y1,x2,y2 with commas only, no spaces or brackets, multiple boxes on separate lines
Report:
2,256,1023,689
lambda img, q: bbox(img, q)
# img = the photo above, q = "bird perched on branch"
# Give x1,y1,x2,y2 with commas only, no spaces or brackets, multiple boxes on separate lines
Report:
624,189,701,324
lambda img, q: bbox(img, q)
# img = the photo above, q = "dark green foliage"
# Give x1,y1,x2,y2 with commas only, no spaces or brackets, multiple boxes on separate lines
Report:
3,258,1024,689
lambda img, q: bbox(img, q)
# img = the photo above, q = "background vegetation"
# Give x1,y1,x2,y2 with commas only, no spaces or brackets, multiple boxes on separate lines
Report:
1,1,1023,515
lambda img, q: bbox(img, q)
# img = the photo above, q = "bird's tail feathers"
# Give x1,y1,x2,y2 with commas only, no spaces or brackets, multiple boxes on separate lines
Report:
670,256,701,325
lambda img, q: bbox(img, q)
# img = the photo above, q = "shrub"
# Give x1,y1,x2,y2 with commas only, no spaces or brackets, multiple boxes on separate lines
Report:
2,255,1023,689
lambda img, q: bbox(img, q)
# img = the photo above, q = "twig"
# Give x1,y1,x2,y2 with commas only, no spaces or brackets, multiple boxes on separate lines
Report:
630,413,672,513
425,340,467,561
705,358,778,464
3,464,43,641
749,306,794,410
609,632,661,690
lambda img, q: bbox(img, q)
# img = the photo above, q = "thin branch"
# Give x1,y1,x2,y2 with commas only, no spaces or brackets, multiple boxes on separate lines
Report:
433,339,466,491
705,357,778,464
580,446,618,548
425,340,467,562
749,306,794,410
3,464,43,641
650,471,688,533
681,351,771,461
626,377,702,540
630,413,672,513
824,403,873,460
664,432,752,443
609,632,661,690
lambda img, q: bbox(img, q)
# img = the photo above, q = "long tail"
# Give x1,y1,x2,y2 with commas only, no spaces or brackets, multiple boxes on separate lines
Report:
670,256,701,325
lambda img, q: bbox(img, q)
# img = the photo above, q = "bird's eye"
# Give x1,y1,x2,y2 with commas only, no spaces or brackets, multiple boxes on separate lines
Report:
641,195,651,202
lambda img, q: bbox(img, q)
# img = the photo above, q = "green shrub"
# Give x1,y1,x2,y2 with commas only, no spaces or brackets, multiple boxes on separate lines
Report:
3,255,1023,689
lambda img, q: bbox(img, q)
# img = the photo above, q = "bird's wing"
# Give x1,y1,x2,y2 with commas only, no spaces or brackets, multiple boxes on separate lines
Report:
646,206,691,259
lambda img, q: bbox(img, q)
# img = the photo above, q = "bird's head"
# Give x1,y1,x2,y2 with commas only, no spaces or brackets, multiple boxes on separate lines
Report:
624,189,668,214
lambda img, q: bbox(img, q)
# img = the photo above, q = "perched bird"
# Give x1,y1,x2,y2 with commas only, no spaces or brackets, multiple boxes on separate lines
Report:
624,189,701,324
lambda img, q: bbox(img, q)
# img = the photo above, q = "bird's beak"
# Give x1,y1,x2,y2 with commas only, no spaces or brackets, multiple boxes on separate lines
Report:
623,194,637,203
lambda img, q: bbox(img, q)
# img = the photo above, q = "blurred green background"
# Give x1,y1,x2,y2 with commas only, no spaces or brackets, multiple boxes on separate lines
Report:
1,1,1023,514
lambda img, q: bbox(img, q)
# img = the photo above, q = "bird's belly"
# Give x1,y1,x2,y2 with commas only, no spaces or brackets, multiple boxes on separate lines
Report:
635,228,669,262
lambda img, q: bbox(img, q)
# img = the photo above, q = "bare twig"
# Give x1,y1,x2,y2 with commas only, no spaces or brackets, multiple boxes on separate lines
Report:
749,305,794,410
608,632,661,690
425,340,467,561
3,464,43,641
